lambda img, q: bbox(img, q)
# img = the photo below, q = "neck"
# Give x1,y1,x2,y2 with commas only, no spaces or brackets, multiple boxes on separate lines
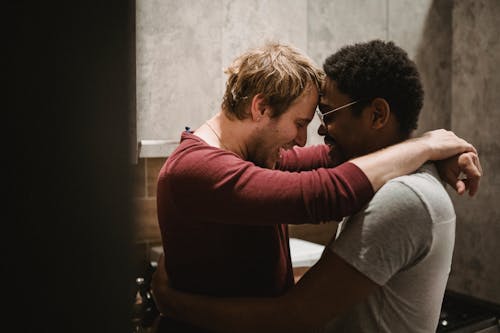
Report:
206,111,251,160
365,122,407,155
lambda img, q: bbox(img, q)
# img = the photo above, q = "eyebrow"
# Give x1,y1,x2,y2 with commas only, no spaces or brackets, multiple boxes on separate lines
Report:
298,116,314,123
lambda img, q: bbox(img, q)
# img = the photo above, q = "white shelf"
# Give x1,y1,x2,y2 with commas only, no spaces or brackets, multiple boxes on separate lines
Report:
139,140,179,158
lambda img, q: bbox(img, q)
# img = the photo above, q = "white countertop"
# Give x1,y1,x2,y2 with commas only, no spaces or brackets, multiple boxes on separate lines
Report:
289,237,325,267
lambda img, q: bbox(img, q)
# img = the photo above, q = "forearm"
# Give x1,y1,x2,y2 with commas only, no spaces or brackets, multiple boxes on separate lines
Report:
350,129,476,192
350,138,429,192
277,145,337,171
152,252,378,333
165,290,308,333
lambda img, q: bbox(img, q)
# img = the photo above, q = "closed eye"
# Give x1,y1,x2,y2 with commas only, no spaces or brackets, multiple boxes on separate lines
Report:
323,112,337,123
318,103,334,114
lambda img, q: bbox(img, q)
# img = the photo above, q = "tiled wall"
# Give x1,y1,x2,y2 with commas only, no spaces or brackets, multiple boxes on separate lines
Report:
445,0,500,304
133,157,165,263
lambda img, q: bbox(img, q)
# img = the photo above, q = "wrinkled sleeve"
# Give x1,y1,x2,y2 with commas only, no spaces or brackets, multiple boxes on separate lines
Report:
277,145,338,171
166,148,374,226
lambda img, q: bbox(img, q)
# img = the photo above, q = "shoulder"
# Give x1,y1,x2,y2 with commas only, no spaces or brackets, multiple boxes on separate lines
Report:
341,165,450,244
159,133,252,184
331,165,455,284
383,163,455,223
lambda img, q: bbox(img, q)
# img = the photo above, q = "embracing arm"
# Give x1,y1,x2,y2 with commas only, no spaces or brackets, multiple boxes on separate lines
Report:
351,129,481,194
151,251,378,333
161,130,480,227
277,129,481,195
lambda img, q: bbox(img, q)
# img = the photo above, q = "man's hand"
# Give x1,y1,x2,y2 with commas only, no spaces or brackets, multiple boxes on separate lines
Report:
436,152,482,196
416,129,482,196
418,129,477,161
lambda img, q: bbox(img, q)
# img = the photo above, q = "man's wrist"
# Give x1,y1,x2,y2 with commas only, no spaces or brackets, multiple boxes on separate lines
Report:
410,137,432,161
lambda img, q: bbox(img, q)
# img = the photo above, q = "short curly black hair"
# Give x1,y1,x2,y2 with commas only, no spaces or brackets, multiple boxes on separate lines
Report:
323,40,424,136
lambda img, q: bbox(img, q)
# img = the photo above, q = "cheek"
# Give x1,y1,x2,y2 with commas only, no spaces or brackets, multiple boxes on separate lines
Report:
274,124,297,144
285,122,300,140
285,128,298,142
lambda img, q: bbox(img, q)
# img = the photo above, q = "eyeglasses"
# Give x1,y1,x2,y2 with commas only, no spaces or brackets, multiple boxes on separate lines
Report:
315,100,359,127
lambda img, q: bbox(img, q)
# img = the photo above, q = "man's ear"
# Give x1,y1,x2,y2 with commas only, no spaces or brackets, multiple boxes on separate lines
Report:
250,93,268,121
370,98,391,129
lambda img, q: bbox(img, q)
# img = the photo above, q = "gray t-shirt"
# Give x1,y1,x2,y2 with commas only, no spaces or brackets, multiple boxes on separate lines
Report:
324,163,456,333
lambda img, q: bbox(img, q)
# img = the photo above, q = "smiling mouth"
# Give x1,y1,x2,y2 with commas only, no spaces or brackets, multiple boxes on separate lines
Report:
277,144,290,159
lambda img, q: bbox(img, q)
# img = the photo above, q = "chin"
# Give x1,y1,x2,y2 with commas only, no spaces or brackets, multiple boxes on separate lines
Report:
253,155,276,169
329,145,353,164
266,153,281,170
255,147,281,169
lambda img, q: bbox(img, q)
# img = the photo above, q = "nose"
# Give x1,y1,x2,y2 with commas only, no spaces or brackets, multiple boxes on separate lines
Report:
295,126,308,147
317,123,327,136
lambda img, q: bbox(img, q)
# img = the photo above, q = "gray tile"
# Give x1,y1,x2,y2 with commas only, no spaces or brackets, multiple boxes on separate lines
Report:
447,0,500,304
411,0,453,133
221,0,308,68
136,0,224,141
307,0,388,67
388,0,434,60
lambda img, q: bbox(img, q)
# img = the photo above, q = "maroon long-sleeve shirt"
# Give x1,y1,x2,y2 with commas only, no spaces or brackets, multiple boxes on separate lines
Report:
157,132,373,300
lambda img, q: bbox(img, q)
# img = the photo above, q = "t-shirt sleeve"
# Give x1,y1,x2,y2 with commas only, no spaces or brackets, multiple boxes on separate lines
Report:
329,180,433,285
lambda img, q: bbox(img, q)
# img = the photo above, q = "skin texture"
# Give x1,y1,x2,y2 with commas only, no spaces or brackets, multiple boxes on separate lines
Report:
318,79,387,160
197,85,318,170
247,88,317,169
